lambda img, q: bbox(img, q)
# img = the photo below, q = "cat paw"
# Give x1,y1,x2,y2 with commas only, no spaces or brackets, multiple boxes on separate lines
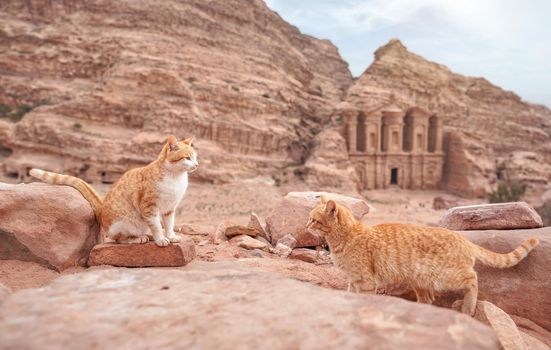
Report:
154,237,170,247
168,234,182,243
138,236,149,244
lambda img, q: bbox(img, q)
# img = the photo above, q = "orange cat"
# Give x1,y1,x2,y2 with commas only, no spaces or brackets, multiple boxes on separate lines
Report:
306,195,539,315
30,135,198,247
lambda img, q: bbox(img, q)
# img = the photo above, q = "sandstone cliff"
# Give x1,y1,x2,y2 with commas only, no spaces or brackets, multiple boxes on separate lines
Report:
343,39,551,200
0,0,352,184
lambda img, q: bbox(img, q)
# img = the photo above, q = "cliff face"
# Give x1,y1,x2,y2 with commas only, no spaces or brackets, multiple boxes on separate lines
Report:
0,0,352,183
1,3,549,202
344,39,551,200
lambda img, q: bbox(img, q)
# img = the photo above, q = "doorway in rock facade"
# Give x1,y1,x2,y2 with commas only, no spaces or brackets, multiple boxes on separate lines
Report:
390,167,398,185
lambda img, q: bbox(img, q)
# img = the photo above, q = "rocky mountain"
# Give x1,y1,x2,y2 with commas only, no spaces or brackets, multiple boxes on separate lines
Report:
0,0,352,184
1,2,550,203
344,39,551,201
345,40,551,200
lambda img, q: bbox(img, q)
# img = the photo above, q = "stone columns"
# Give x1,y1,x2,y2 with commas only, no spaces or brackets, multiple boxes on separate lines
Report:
345,111,357,153
434,116,443,152
407,107,431,153
364,113,381,154
382,106,405,153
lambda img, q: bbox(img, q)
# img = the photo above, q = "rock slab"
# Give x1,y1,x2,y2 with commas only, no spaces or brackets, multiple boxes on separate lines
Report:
88,237,196,267
452,300,548,350
435,228,551,332
439,202,543,230
266,191,370,247
0,183,98,271
229,235,267,250
0,263,497,350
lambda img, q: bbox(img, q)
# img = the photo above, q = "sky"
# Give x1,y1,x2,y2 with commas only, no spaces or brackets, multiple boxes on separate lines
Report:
265,0,551,108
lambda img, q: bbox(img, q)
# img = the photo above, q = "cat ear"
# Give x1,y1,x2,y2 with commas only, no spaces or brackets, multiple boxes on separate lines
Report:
320,195,329,204
324,200,337,217
182,137,194,146
167,135,179,152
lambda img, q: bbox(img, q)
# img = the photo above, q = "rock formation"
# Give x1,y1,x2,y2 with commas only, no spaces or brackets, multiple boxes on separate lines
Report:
342,39,551,199
1,2,549,202
0,182,98,270
0,263,498,350
0,0,351,185
439,202,543,230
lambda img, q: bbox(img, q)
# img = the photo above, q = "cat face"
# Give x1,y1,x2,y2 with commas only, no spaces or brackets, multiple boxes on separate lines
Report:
163,135,198,173
306,195,338,237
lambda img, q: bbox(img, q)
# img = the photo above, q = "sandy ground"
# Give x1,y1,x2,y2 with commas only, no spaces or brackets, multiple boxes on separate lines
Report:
0,175,485,293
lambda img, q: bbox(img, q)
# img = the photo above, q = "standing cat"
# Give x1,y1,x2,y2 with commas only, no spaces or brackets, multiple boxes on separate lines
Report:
306,195,539,315
30,135,198,247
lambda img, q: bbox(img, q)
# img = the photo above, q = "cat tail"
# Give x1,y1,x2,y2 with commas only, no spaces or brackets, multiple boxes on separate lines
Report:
470,238,539,268
29,168,103,219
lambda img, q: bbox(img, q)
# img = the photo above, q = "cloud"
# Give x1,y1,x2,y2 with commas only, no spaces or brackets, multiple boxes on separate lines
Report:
265,0,551,107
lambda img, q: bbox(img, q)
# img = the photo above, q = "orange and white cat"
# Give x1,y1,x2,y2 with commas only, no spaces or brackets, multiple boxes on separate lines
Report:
306,195,539,315
30,135,198,247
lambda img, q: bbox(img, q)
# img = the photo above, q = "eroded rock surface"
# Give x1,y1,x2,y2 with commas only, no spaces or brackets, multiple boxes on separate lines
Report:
452,301,548,350
343,39,551,199
88,238,196,267
437,228,551,331
440,202,543,230
0,0,351,185
266,191,370,247
0,262,497,350
0,182,98,271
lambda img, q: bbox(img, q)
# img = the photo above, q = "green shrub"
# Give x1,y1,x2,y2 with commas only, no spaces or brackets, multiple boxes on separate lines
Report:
0,104,12,116
231,85,240,92
10,104,33,122
73,122,82,130
488,181,527,203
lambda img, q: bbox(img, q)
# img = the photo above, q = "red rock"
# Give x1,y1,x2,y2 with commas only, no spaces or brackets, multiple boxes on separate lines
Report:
453,300,533,350
274,243,292,258
439,202,543,230
88,237,196,267
436,228,551,331
0,183,98,271
255,236,271,247
225,225,259,238
229,235,267,250
519,333,549,350
510,316,551,348
276,234,297,250
248,212,270,242
344,39,551,199
0,0,351,186
289,248,319,264
0,263,497,349
213,221,230,245
266,191,370,247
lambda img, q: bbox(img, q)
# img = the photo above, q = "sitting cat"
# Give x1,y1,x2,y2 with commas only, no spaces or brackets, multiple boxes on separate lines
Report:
30,135,198,247
306,195,539,315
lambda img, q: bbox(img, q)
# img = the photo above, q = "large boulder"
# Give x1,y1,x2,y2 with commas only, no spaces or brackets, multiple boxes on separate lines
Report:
0,183,98,271
436,228,551,331
88,238,196,267
439,202,543,230
0,262,497,350
266,191,370,247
